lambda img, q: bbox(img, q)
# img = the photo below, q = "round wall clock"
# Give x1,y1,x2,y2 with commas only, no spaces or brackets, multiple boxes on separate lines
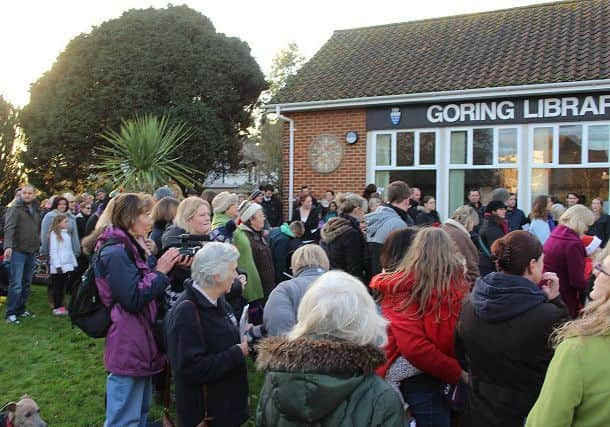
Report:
309,133,343,174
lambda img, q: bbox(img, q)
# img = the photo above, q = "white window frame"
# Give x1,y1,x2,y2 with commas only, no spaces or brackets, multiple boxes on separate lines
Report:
447,125,521,170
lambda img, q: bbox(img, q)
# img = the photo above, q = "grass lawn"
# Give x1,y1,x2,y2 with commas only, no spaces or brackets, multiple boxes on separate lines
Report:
0,285,265,426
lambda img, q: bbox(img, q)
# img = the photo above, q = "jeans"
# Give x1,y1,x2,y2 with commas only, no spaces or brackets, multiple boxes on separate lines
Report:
104,374,152,427
403,389,451,427
6,251,35,317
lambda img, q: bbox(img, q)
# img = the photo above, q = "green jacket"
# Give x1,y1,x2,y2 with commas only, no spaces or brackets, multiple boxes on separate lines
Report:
211,212,232,231
255,336,406,427
232,226,264,302
4,198,41,253
526,335,610,427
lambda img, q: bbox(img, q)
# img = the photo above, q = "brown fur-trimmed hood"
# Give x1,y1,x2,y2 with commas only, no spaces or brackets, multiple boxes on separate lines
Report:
321,217,354,243
256,336,385,374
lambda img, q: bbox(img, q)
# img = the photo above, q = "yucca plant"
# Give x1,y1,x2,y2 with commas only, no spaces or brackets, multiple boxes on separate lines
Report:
96,114,200,193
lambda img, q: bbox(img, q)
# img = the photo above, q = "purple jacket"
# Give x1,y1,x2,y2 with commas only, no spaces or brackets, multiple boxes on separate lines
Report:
543,224,587,318
95,226,168,376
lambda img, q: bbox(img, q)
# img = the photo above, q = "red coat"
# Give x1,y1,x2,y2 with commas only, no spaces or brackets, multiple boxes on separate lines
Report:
543,224,587,318
370,272,467,385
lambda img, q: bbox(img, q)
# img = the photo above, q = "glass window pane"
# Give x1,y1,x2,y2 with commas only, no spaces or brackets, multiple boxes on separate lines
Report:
559,125,582,164
588,125,610,163
420,132,436,165
531,168,609,204
375,134,391,166
498,128,518,164
450,131,467,164
397,132,415,166
473,128,493,165
374,171,390,198
449,169,518,214
533,127,553,164
385,170,436,201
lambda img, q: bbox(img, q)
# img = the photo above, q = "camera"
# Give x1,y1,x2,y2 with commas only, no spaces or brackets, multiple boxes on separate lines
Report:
168,234,211,257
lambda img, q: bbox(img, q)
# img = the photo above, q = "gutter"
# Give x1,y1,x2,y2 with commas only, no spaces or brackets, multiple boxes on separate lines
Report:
267,79,610,112
274,105,295,221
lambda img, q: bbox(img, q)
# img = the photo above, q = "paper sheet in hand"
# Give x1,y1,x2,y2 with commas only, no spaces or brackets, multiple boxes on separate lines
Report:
239,304,249,337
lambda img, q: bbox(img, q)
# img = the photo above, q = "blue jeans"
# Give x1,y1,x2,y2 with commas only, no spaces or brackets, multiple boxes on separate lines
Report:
6,251,35,317
403,389,450,427
104,374,152,427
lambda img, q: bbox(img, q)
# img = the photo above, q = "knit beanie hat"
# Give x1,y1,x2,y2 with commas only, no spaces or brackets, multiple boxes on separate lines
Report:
238,200,263,223
248,189,264,201
153,186,175,201
581,235,602,256
212,191,239,214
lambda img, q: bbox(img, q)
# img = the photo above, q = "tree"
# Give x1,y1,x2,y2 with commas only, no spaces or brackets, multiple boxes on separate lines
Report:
0,95,24,205
96,114,201,193
246,43,305,188
21,5,266,193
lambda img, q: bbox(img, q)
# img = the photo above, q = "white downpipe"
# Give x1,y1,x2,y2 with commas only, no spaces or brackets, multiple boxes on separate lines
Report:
274,105,295,220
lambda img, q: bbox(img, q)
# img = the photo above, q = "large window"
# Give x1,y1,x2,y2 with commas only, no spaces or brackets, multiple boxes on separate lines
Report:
373,130,438,198
448,127,519,213
530,123,610,206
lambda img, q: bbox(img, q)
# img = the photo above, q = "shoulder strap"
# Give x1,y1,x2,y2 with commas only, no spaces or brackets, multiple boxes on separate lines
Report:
478,235,491,258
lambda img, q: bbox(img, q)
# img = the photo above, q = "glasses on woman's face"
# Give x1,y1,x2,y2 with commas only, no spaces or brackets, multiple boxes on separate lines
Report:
593,262,610,277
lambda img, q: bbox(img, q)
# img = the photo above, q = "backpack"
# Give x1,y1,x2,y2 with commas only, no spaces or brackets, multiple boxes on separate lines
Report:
68,239,132,338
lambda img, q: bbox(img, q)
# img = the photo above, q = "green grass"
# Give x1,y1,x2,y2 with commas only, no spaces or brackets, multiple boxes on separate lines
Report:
0,286,265,426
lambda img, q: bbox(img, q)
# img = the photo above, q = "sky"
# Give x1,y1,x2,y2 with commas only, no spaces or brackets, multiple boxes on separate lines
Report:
1,0,552,107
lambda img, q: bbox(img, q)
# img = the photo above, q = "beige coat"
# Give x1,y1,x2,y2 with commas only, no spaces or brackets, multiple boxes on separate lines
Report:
442,219,480,284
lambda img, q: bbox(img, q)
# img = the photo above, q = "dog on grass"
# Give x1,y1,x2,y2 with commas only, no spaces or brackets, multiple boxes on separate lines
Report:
0,395,47,427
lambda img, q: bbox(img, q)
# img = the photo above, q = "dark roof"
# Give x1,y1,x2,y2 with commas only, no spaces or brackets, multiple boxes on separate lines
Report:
274,0,610,105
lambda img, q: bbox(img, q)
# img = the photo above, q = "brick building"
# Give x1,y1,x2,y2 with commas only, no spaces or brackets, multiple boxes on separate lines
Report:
269,0,610,220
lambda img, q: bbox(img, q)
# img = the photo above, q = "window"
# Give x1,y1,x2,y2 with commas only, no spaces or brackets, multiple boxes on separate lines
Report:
531,168,609,203
376,170,436,200
397,132,415,166
473,128,493,165
375,134,391,166
498,128,518,164
588,125,609,163
420,132,436,165
450,131,467,164
533,127,553,164
558,125,582,164
448,169,518,214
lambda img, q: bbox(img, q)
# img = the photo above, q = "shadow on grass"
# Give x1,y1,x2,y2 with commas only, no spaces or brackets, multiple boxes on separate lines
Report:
0,285,265,427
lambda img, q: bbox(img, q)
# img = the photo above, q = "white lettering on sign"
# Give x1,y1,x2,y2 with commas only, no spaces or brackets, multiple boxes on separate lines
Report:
427,95,610,123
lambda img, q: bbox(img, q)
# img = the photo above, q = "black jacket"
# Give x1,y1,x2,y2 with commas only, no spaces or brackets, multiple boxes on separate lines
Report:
455,273,568,427
165,281,248,427
3,198,41,253
589,213,610,248
506,208,528,232
321,215,365,281
262,196,283,227
293,206,320,242
415,210,441,226
478,217,506,276
268,226,303,284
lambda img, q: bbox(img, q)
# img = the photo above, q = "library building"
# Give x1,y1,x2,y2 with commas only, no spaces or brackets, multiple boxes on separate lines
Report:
269,0,610,218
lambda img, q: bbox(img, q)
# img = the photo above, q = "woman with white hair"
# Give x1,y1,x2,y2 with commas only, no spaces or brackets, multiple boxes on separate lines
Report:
263,244,329,336
165,242,249,427
543,204,595,318
256,271,406,426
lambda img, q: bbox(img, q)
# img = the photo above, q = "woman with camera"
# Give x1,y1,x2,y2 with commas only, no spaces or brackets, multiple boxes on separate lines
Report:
94,193,181,426
165,242,249,427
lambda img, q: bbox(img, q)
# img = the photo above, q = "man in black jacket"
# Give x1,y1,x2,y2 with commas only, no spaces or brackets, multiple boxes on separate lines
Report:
261,184,283,227
3,185,41,324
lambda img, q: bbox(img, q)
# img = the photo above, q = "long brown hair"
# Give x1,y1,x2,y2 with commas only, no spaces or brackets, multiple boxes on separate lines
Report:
530,195,549,220
394,227,467,319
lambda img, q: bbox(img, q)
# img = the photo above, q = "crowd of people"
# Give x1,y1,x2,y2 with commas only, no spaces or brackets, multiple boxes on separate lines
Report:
2,180,610,426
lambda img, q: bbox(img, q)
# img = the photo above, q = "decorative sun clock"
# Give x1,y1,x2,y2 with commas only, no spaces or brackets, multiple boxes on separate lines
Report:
309,133,343,174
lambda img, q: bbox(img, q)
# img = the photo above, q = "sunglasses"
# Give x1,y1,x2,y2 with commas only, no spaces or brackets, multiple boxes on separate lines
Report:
593,262,610,277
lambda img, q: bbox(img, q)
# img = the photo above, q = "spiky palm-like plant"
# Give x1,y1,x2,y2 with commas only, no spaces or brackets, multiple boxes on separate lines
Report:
96,114,200,193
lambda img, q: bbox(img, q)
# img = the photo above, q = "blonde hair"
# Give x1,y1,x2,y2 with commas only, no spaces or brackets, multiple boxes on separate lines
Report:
289,271,388,347
450,205,480,231
394,227,467,319
291,245,329,274
49,214,68,242
175,197,210,233
559,204,595,235
552,255,610,346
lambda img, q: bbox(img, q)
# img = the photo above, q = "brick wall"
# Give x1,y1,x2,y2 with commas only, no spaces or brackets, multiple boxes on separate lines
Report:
281,108,368,218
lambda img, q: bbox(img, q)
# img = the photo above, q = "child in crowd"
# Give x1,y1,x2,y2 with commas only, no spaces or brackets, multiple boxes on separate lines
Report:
48,214,78,315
